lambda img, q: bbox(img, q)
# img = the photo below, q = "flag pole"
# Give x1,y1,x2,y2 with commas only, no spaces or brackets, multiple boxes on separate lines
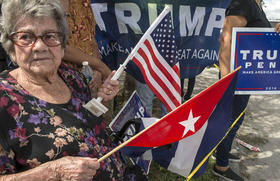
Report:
98,118,161,162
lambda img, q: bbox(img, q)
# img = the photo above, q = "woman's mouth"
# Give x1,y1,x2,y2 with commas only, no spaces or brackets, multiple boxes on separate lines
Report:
33,57,51,61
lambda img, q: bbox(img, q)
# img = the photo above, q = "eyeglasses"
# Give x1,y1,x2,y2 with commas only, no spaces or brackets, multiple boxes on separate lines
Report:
9,31,63,47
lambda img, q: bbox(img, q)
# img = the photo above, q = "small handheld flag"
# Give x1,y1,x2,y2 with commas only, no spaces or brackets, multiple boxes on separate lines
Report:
131,7,181,112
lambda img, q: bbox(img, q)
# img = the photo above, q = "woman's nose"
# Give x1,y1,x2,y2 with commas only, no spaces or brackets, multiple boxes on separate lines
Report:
31,37,48,50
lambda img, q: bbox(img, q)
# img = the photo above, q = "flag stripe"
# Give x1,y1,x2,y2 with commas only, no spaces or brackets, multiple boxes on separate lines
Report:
136,48,180,108
132,56,174,111
144,37,181,91
137,45,178,98
144,38,181,96
167,121,208,177
130,10,181,112
173,63,180,77
138,38,181,99
132,36,181,110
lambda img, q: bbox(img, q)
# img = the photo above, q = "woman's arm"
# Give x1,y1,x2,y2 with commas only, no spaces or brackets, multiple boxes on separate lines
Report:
275,22,280,33
0,156,100,181
0,163,57,181
219,15,247,77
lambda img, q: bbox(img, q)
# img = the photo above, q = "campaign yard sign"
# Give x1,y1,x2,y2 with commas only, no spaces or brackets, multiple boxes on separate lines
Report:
230,27,280,94
109,91,151,174
109,91,150,132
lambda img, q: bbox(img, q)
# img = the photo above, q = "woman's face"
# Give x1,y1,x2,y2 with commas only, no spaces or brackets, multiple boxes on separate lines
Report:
10,17,64,76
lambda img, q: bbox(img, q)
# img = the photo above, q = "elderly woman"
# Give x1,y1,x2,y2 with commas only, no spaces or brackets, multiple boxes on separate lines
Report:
0,0,131,180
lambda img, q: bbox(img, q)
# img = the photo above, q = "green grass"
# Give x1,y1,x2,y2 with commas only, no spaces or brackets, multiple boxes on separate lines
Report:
148,156,219,181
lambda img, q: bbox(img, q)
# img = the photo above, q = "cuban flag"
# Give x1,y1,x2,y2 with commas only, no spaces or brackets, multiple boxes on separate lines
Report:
119,68,239,178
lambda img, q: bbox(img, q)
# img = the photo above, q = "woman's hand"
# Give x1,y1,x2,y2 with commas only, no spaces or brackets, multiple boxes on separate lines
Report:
49,156,100,181
97,71,119,102
89,71,102,98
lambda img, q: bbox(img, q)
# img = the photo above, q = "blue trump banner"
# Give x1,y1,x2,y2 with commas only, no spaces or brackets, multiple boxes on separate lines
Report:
91,0,231,80
230,28,280,94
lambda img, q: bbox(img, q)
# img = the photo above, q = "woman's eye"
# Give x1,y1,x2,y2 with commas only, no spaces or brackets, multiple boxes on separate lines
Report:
44,33,56,40
18,33,33,40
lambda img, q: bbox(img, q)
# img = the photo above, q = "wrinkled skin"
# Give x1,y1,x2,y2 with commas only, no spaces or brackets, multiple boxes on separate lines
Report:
0,156,100,181
51,156,100,181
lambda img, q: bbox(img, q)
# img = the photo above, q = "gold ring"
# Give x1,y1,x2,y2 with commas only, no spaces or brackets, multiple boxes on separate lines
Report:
107,90,113,95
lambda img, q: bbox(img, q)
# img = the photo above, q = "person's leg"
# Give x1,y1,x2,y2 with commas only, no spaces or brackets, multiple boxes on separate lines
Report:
161,78,196,117
180,78,185,99
213,95,250,181
160,102,168,117
136,81,154,116
184,78,196,101
216,94,250,167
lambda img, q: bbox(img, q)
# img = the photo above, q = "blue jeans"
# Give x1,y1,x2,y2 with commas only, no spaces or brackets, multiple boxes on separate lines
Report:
136,81,168,117
216,94,250,167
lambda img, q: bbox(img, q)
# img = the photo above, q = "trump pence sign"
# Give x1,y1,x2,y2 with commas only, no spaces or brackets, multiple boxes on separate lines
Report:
230,27,280,94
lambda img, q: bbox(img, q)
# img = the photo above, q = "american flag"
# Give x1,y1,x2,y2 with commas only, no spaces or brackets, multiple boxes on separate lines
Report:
132,9,181,112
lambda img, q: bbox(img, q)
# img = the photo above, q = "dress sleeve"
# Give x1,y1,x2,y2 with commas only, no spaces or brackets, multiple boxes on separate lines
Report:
0,82,17,174
0,110,16,174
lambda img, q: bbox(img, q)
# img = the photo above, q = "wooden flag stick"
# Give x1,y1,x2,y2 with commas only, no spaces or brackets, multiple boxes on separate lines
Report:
98,118,161,162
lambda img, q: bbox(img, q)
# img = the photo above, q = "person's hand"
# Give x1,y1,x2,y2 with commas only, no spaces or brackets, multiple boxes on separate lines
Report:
97,71,119,102
274,22,280,33
49,156,100,181
89,71,102,98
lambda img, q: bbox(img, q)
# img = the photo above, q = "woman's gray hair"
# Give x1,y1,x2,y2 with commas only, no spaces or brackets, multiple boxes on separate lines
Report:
0,0,68,53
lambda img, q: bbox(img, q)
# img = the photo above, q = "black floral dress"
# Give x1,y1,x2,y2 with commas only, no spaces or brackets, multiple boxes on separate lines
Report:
0,63,124,180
